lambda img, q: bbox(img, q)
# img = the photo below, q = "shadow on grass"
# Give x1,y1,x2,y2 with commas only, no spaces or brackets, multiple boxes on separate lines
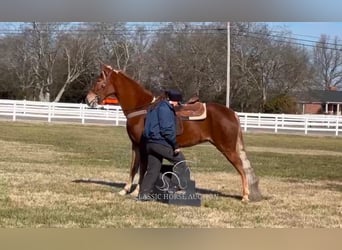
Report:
72,178,242,201
325,183,342,192
195,187,242,200
72,178,127,190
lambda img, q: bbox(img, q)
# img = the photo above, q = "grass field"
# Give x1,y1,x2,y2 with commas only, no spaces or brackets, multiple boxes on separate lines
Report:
0,121,341,228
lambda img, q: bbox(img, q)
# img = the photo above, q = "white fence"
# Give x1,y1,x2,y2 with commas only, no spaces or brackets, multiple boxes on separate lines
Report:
0,99,126,126
238,112,342,136
0,99,341,136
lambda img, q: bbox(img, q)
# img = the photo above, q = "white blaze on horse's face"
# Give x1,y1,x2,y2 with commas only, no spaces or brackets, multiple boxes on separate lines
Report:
85,91,98,108
86,72,107,108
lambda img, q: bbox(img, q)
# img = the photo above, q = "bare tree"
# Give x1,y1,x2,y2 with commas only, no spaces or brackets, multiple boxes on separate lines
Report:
25,22,62,101
53,33,98,102
313,35,342,90
0,35,36,99
230,22,314,112
271,42,314,95
0,22,329,109
146,22,226,102
230,22,270,111
87,22,133,71
126,25,152,82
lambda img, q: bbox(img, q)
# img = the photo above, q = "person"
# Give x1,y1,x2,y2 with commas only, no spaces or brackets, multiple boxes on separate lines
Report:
137,89,188,201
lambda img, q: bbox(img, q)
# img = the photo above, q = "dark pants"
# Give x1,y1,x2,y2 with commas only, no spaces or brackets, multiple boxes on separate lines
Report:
139,142,187,195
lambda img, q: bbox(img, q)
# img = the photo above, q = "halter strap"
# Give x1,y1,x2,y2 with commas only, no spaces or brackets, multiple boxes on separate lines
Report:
126,109,148,119
124,97,156,119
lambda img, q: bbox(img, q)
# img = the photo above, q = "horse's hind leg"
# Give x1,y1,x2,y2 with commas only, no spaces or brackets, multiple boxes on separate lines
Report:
236,140,262,202
217,136,262,202
223,151,250,202
119,144,140,196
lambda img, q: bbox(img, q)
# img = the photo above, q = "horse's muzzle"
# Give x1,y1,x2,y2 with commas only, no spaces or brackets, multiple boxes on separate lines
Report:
85,93,99,108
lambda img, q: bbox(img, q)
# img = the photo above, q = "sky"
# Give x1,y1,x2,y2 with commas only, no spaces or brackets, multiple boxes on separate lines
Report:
2,22,342,43
267,22,342,40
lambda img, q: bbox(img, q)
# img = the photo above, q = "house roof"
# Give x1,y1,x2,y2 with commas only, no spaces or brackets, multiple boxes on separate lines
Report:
297,90,342,103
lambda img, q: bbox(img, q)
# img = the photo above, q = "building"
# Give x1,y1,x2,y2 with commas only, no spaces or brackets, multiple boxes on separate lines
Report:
297,89,342,115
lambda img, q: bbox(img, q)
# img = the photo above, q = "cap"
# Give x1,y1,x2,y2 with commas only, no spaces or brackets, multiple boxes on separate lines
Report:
166,89,183,102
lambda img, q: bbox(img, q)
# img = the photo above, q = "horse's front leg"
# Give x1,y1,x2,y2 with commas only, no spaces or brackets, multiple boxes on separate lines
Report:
119,144,140,196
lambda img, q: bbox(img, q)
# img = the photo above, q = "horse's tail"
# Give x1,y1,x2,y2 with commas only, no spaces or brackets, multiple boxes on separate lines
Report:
234,112,263,201
234,112,246,154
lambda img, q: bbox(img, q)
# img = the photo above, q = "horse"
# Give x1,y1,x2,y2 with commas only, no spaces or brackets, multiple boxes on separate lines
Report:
86,64,262,202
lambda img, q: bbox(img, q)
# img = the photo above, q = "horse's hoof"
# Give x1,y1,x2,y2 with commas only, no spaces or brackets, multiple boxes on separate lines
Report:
118,189,128,196
241,195,249,203
130,189,139,197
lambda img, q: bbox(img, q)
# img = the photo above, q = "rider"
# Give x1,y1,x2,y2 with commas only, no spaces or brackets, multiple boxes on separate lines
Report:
137,89,188,201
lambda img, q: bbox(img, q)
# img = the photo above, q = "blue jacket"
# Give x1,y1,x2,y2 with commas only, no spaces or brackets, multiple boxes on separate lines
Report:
143,100,178,149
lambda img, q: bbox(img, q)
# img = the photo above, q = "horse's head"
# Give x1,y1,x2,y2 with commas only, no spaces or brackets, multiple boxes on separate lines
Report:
86,64,117,108
86,64,154,113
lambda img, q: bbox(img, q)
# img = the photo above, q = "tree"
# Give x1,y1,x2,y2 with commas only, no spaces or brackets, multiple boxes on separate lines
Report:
24,22,61,101
125,25,152,83
230,22,314,112
263,94,297,113
313,35,342,90
86,22,134,71
0,34,36,99
0,22,330,109
53,32,98,102
230,22,271,111
145,22,226,102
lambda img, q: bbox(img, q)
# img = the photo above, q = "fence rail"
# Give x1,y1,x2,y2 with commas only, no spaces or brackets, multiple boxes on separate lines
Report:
0,99,126,126
0,99,341,136
238,112,341,136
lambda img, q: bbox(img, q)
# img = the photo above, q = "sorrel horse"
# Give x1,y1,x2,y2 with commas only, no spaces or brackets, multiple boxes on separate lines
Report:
86,65,262,202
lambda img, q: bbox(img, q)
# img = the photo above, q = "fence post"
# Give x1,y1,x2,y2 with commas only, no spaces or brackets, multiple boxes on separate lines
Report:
23,99,26,115
115,107,119,126
12,101,16,121
336,116,339,136
105,106,109,119
244,114,248,132
81,104,85,125
47,102,52,123
275,115,278,133
304,116,308,135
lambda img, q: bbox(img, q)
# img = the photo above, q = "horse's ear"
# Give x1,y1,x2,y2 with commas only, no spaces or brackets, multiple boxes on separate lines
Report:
104,64,113,70
101,64,113,75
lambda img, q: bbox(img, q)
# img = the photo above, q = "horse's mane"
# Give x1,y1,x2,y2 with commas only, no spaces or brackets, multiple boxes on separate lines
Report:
102,64,154,104
116,70,154,98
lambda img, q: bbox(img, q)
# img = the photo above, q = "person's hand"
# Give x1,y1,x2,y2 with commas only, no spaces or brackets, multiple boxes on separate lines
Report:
174,148,181,155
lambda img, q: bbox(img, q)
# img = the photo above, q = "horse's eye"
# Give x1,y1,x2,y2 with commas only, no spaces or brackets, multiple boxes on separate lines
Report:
101,83,106,89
